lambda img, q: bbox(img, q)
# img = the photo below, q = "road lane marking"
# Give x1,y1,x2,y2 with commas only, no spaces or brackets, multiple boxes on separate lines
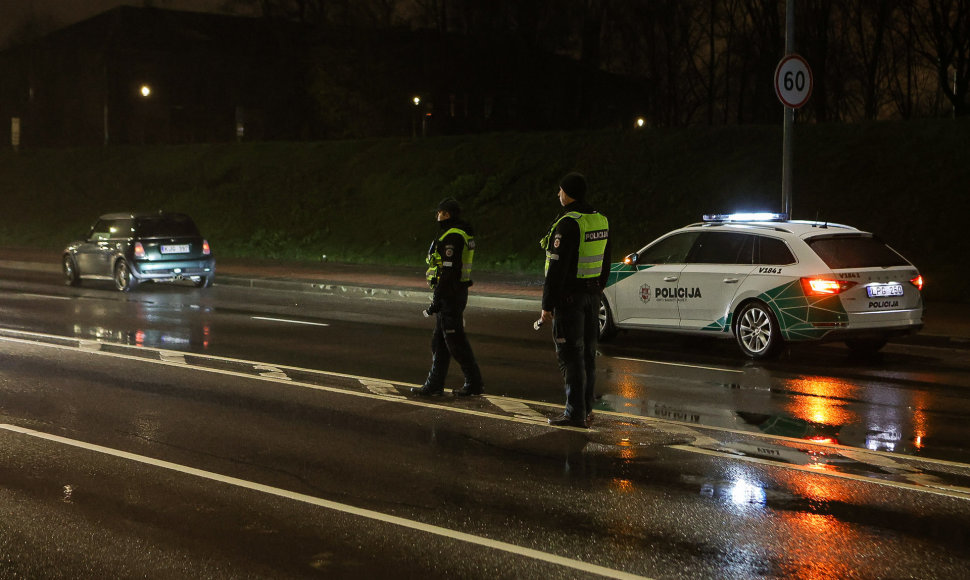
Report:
0,424,650,580
3,327,969,468
360,379,406,399
159,352,187,365
612,356,744,373
486,396,548,422
13,293,72,300
252,316,330,327
254,364,292,381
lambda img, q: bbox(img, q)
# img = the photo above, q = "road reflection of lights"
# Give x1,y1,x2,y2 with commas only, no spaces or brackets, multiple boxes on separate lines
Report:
729,478,767,507
866,428,900,453
784,377,857,426
610,478,634,493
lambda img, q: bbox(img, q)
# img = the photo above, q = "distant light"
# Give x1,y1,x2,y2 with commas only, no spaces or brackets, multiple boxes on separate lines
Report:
412,96,421,106
140,85,152,98
635,117,645,128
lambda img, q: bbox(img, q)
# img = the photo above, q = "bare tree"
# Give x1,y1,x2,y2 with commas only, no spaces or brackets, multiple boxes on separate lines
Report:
912,0,970,116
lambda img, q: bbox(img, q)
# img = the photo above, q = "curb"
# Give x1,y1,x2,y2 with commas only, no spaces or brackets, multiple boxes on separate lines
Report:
215,275,540,312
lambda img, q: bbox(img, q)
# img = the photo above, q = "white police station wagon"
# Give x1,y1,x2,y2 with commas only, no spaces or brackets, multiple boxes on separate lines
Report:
598,213,924,358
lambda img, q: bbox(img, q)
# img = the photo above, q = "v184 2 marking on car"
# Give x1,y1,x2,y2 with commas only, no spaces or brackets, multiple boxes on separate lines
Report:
598,213,924,358
63,212,215,292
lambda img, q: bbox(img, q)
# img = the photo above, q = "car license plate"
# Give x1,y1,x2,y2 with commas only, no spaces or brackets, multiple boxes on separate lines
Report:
866,283,903,298
160,244,190,254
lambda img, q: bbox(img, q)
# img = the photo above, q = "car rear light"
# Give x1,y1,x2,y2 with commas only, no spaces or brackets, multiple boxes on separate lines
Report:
202,240,211,256
800,277,856,296
910,275,923,291
134,242,146,259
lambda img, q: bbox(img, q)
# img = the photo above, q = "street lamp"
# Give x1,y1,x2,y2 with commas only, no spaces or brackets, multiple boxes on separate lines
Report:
140,84,151,98
413,96,421,106
635,117,645,128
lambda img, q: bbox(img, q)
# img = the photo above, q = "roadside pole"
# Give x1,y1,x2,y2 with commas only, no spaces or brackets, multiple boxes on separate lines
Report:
782,2,794,217
11,117,20,153
775,1,812,219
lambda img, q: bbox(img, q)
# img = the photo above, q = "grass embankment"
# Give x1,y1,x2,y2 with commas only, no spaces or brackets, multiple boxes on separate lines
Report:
1,118,967,301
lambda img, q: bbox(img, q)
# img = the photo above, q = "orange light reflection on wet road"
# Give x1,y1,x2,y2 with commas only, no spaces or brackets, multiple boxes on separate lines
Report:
784,377,858,427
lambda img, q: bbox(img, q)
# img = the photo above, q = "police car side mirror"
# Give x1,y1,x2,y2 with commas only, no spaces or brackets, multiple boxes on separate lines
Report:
623,253,639,266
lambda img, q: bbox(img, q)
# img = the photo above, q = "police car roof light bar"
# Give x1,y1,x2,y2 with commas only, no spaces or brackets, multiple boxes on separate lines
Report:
703,212,789,222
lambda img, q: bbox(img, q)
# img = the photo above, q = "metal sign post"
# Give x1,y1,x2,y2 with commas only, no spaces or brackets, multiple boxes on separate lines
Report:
11,117,20,152
776,1,812,219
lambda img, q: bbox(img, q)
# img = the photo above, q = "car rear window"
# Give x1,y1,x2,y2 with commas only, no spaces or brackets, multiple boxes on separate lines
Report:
757,236,796,265
807,235,910,269
135,216,200,238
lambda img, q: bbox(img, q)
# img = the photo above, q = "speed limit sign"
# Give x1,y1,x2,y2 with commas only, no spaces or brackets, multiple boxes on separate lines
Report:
774,54,813,108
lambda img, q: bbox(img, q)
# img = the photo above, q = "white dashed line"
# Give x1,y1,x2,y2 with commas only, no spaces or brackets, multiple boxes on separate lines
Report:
252,316,330,327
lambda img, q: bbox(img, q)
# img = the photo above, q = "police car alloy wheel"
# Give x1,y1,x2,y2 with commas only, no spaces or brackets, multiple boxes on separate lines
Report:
598,295,618,340
736,301,781,358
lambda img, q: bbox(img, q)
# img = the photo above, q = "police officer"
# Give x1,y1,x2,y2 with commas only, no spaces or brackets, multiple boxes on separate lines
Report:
539,173,611,427
412,197,485,397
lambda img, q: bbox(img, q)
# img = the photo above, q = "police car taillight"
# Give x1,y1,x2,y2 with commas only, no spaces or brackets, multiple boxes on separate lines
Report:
910,275,923,291
801,277,856,296
134,242,146,259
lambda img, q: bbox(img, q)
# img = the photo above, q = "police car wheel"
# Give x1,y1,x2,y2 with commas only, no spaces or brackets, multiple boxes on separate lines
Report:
598,295,618,341
735,301,781,359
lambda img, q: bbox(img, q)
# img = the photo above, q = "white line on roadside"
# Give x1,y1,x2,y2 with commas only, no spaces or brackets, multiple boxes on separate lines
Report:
3,327,969,468
612,356,744,374
14,293,72,300
0,423,650,580
252,316,330,327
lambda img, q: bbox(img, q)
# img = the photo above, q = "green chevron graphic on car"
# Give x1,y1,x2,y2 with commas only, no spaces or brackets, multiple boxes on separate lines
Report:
607,262,647,287
757,280,848,341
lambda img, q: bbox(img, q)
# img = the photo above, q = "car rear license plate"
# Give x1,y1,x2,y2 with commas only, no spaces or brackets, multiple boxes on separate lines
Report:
160,244,190,254
866,283,903,298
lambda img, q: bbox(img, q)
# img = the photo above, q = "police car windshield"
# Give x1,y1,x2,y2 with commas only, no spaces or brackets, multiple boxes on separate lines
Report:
807,235,910,269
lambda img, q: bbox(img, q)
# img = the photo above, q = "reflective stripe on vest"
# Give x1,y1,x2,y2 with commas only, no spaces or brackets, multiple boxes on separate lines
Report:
437,227,475,282
542,211,609,278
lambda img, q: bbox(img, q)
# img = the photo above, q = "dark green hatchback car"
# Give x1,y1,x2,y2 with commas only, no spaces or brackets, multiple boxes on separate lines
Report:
63,212,215,292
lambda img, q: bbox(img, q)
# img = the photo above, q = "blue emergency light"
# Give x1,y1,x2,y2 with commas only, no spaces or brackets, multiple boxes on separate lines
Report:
702,212,789,222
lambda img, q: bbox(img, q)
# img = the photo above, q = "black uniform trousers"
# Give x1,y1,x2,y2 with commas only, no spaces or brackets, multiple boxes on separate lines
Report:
425,287,483,389
553,292,599,420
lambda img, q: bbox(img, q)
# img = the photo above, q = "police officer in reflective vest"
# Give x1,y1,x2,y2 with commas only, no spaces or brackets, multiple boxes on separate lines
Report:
539,173,611,427
413,197,485,397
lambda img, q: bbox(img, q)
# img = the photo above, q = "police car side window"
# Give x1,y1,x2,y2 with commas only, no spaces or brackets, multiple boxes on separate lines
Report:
638,232,699,265
757,236,797,265
687,232,754,264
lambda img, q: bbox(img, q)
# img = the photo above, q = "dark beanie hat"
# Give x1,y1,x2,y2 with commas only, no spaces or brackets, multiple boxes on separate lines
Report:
559,172,587,201
437,197,461,216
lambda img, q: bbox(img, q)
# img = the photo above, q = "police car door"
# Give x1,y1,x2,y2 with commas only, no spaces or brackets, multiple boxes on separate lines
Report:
677,232,756,330
615,232,697,328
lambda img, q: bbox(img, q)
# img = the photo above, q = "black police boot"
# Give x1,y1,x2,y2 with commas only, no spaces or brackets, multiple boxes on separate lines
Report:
453,383,484,397
548,413,587,428
411,383,445,397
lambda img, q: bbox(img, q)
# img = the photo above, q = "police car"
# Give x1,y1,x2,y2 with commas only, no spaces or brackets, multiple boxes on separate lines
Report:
598,213,924,358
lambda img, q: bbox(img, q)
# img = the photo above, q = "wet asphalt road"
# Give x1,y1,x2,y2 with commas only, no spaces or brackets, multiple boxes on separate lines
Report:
2,268,970,578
